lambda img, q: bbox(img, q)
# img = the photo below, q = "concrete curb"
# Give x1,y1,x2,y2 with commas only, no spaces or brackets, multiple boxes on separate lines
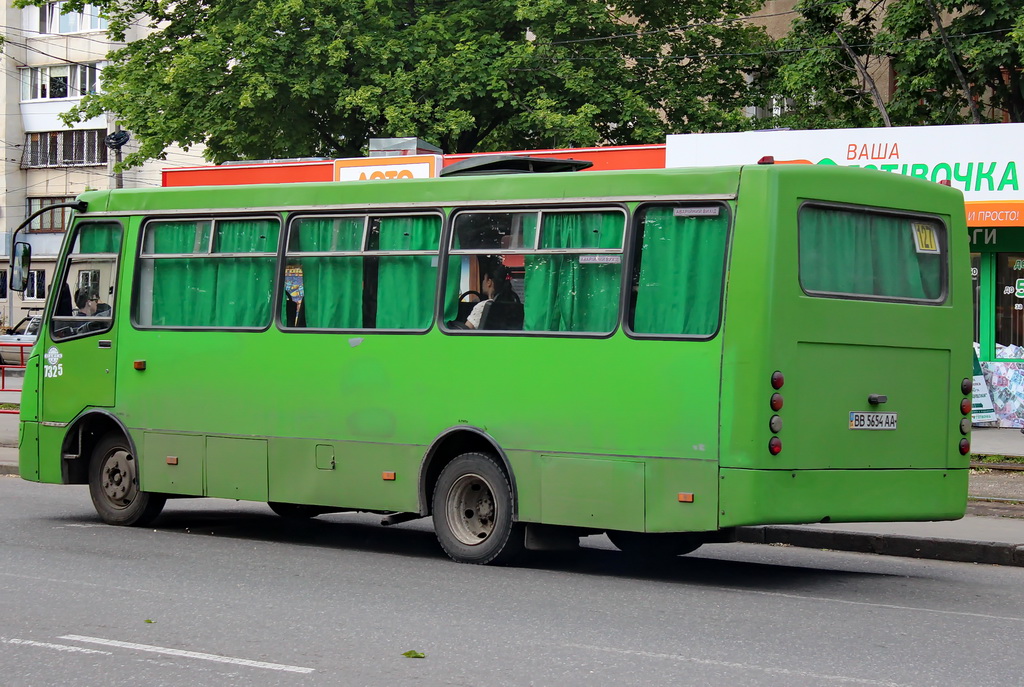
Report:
736,525,1024,567
0,464,18,476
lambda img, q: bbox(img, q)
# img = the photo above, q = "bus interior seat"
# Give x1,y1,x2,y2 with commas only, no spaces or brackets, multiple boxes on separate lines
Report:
479,301,524,331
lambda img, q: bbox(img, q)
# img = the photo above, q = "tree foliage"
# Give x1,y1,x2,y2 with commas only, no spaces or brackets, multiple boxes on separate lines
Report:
752,0,888,130
881,0,1023,124
46,0,769,167
759,0,1024,129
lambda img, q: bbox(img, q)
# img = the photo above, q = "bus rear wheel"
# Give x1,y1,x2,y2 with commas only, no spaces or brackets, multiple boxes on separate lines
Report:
432,452,523,565
88,434,165,527
606,531,703,558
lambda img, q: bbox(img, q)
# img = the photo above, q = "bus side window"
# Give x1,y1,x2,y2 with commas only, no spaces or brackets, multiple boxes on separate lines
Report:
446,209,624,334
629,205,729,338
283,214,441,331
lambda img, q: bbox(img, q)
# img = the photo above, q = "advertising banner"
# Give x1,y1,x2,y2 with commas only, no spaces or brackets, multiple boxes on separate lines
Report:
666,124,1024,226
973,349,997,424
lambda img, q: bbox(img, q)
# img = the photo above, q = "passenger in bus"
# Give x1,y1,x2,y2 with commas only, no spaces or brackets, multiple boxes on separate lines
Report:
465,262,522,330
74,290,99,317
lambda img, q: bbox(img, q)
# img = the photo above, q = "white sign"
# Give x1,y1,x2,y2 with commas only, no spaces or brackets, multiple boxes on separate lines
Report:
666,123,1024,202
334,155,441,182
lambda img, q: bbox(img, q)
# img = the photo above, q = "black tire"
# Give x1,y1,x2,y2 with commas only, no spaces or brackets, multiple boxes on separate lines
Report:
268,502,329,519
432,452,523,565
88,434,165,526
606,530,703,558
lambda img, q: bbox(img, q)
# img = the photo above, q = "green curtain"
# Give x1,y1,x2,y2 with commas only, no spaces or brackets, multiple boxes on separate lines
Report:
292,217,363,328
376,216,440,329
632,208,728,336
213,220,279,327
524,212,623,332
151,222,216,326
149,219,277,327
78,223,121,254
799,208,942,300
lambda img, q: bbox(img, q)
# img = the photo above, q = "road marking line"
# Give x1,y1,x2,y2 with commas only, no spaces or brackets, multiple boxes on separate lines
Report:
565,643,908,686
2,637,112,655
59,635,314,674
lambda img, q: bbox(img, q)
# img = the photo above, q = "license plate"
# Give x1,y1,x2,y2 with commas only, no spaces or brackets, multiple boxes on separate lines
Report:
849,411,898,430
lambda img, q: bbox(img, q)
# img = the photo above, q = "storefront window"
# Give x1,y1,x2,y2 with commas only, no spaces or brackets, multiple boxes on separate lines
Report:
994,253,1024,354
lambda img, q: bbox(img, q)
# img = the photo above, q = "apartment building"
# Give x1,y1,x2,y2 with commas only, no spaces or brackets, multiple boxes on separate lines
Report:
0,1,204,328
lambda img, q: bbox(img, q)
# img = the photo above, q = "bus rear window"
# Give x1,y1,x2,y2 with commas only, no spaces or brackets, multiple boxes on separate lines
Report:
798,205,945,303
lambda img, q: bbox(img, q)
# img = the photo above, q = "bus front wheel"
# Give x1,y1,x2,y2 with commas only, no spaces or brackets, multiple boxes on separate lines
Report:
88,434,166,527
606,531,703,558
431,452,523,565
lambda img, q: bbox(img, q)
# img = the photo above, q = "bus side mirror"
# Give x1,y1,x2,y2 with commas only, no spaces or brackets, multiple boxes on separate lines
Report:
10,242,31,292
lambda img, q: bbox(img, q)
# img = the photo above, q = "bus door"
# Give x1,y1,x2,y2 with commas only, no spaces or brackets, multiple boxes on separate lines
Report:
41,222,124,421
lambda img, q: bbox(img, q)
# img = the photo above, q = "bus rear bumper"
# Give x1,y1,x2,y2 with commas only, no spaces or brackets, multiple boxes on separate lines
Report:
718,467,968,528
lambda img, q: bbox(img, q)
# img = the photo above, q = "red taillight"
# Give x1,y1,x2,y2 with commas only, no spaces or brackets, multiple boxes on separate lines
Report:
758,156,775,165
771,371,784,389
961,378,972,395
770,393,784,411
959,438,970,455
960,398,971,415
768,437,782,455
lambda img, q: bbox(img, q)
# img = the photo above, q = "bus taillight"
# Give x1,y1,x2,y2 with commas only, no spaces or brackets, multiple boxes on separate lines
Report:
771,371,784,389
768,437,782,455
959,439,970,455
960,398,971,415
961,378,972,395
770,393,784,411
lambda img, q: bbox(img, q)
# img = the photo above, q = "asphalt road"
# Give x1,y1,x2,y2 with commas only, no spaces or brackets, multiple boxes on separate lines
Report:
3,477,1024,687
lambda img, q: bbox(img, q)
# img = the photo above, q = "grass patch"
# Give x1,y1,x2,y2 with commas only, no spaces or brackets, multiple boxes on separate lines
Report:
0,403,17,410
973,454,1024,465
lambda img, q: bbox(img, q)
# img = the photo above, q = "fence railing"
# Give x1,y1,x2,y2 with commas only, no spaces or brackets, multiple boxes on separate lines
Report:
0,343,30,415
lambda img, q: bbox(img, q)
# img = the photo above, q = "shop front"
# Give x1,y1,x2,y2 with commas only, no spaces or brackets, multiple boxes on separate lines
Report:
667,123,1024,426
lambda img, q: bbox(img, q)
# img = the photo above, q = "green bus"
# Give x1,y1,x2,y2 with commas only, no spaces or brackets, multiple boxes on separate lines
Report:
15,160,972,564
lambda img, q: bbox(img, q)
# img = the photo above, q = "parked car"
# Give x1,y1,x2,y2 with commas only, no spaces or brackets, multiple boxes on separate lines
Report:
0,316,40,365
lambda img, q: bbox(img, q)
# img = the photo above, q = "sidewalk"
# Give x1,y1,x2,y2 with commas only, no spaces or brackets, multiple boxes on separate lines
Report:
5,426,1024,566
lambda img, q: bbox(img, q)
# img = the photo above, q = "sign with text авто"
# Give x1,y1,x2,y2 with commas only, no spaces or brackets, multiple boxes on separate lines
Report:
334,155,441,182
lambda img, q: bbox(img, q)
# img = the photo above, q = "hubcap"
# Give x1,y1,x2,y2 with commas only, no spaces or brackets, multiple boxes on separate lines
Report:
445,473,497,546
101,449,137,509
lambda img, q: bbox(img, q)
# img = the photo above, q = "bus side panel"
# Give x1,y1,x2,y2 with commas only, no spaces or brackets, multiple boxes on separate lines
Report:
18,421,39,482
141,432,205,495
718,467,967,526
36,424,67,484
267,439,421,512
644,458,719,533
535,455,646,530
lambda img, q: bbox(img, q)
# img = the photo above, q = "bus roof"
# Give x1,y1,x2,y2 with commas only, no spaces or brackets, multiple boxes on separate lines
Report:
77,164,963,215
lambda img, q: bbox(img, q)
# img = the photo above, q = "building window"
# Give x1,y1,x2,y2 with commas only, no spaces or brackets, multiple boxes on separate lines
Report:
25,270,46,301
22,130,108,168
0,271,7,300
27,197,76,233
21,64,100,101
39,2,108,34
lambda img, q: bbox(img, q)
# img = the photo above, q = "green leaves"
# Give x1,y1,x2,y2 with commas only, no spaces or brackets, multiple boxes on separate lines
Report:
401,650,425,659
56,0,770,167
760,0,1023,129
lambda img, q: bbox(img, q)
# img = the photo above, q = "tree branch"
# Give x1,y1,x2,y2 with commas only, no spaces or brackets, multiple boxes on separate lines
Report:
923,0,982,124
834,29,892,126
